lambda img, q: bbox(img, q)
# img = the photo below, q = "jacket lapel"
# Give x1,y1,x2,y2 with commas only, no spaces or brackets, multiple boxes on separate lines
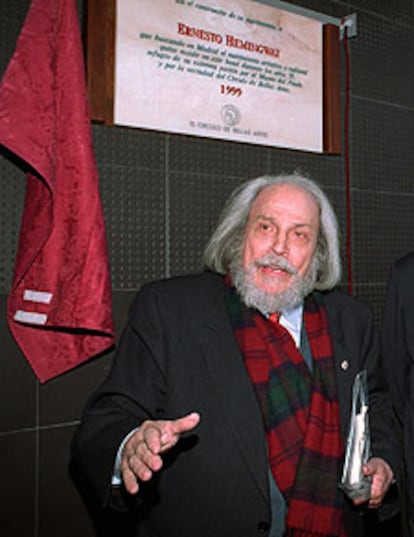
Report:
198,294,269,503
324,292,359,439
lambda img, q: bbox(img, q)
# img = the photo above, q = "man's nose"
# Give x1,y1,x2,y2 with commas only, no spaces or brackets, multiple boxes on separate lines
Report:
271,232,288,255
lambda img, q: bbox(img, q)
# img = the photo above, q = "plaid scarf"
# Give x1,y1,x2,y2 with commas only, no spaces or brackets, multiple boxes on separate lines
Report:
226,284,346,537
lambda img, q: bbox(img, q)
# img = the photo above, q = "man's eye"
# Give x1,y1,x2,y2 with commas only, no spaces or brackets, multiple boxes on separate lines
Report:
294,230,308,240
260,223,272,231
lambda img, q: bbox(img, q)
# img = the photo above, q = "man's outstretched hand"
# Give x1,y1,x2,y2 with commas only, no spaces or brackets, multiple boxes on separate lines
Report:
121,412,201,494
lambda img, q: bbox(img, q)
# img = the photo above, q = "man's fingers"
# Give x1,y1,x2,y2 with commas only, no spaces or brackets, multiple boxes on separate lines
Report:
157,413,200,450
122,467,140,494
361,457,394,508
121,413,201,493
143,424,164,453
122,446,163,491
141,413,200,453
169,412,201,436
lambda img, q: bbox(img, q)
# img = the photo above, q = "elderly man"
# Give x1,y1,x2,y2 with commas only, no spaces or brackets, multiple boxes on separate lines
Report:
71,174,398,537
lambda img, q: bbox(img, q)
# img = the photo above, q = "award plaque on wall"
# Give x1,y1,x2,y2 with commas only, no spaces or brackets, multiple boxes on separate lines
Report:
86,0,340,154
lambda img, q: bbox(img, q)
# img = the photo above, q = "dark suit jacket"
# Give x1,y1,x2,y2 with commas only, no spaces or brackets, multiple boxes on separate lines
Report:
382,252,414,519
71,272,399,537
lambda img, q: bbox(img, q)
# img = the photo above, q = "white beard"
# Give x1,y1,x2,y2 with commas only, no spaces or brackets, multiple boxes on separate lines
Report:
229,252,319,314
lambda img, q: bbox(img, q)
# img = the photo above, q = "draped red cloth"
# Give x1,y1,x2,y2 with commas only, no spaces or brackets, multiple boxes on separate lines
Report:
0,0,115,382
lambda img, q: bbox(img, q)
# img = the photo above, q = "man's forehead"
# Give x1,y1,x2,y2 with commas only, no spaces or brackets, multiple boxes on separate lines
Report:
250,183,320,219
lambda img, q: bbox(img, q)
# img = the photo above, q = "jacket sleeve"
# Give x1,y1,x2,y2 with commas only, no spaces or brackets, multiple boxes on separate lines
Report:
327,290,401,515
356,295,401,519
381,263,411,427
363,305,400,476
70,283,169,511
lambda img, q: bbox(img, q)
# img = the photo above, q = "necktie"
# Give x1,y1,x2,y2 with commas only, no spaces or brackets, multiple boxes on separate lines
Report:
268,312,281,324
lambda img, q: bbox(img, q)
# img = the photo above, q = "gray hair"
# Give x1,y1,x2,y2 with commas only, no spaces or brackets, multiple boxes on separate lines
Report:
203,173,341,290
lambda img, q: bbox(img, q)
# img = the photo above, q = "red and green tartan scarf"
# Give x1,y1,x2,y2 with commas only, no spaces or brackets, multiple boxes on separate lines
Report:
225,282,346,537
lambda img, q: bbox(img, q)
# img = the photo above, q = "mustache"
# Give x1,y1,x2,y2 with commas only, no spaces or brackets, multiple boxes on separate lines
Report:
253,254,298,275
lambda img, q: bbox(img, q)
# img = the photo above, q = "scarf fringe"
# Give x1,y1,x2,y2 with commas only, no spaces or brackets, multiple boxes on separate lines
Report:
285,528,341,537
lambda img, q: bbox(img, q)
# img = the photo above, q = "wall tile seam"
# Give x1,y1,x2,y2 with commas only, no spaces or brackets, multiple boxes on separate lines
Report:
349,93,414,112
0,420,80,437
352,281,389,288
165,171,270,180
348,187,414,197
97,163,166,173
111,285,145,292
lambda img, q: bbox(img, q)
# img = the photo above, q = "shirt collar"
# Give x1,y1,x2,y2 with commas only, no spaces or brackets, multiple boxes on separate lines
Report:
265,302,303,348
